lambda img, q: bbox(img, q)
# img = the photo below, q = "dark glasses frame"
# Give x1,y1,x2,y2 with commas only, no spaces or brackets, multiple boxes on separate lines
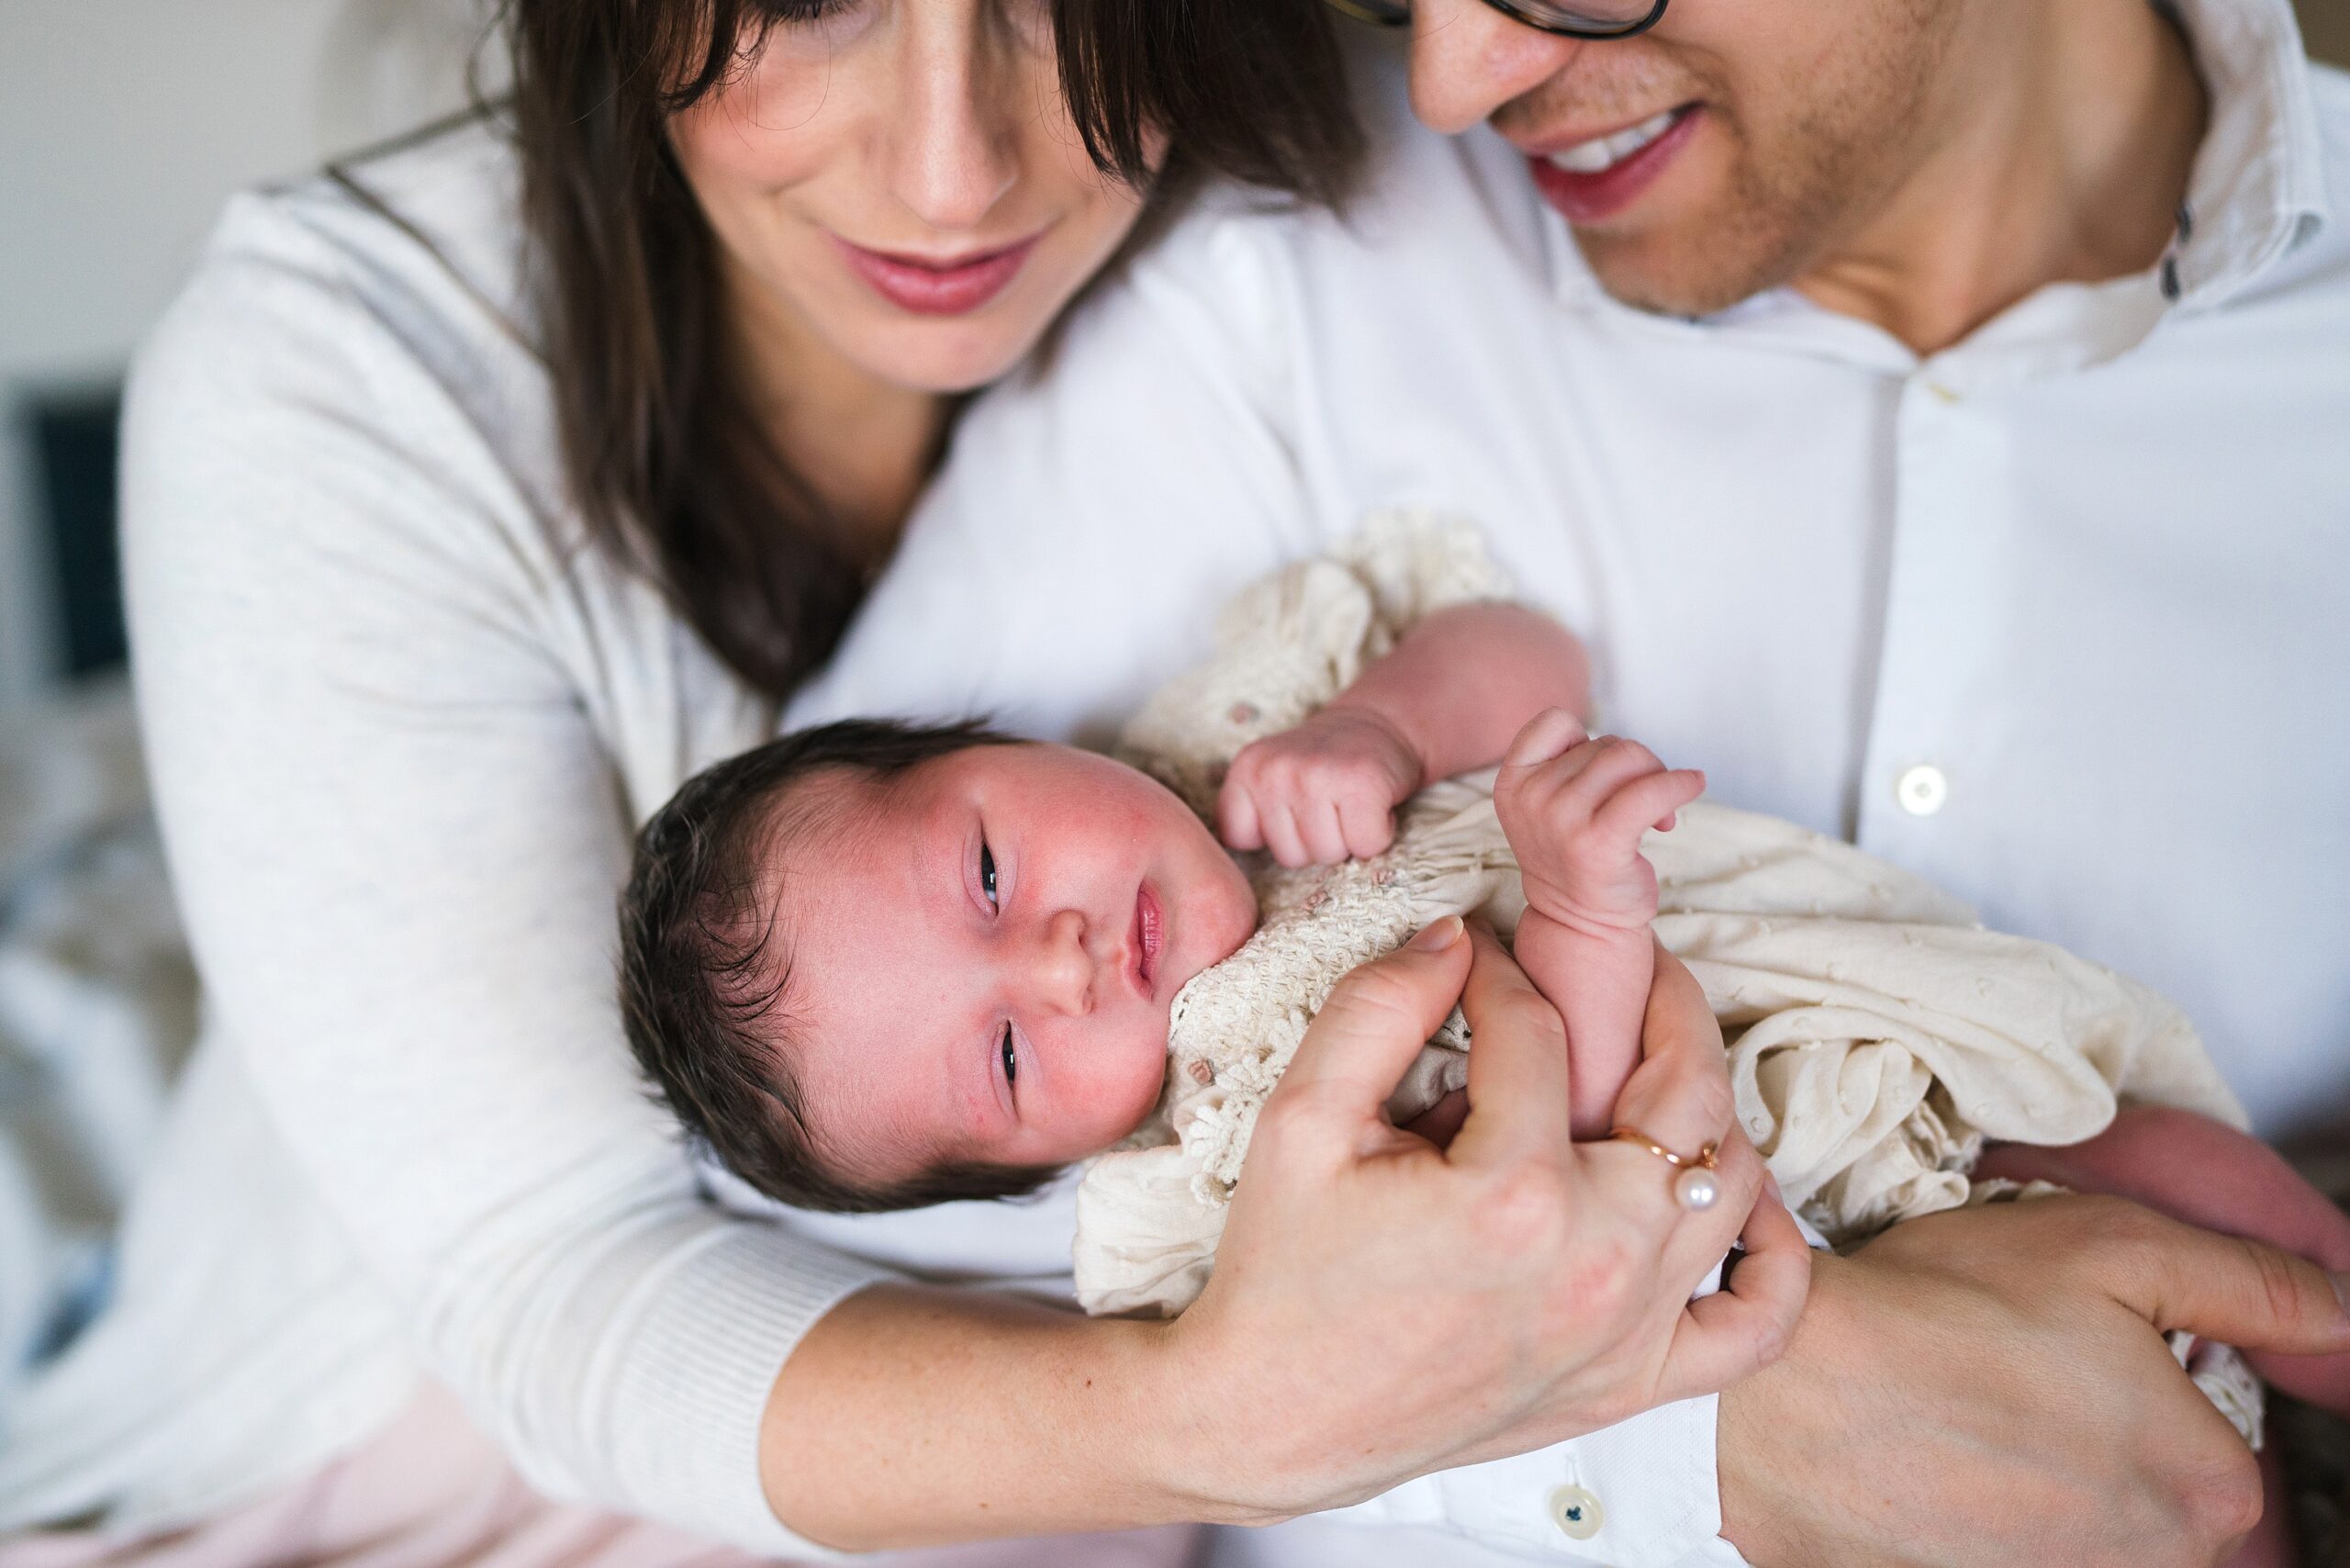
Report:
1327,0,1669,41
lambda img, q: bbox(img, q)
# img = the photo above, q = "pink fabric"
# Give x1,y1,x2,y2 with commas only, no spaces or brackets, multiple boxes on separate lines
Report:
0,1384,1202,1568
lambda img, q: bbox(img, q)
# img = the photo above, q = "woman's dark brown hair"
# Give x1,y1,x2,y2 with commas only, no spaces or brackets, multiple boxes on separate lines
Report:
504,0,1363,701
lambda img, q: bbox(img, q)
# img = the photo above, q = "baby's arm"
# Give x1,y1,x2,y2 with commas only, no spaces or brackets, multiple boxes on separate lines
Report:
1494,710,1706,1139
1218,601,1589,865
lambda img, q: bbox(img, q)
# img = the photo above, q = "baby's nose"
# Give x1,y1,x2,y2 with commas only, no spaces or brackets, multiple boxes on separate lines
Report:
1024,909,1096,1015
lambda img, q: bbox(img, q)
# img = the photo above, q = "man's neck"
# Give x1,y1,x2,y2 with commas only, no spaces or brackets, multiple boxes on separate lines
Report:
1793,0,2210,357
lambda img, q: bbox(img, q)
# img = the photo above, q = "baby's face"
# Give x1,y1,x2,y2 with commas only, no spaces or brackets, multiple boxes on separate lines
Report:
776,745,1258,1186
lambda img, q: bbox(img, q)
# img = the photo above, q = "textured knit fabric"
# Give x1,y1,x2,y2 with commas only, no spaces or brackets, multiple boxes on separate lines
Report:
0,124,903,1549
1072,519,2247,1324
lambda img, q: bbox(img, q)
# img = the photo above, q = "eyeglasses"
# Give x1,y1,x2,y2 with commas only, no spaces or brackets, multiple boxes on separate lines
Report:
1327,0,1667,41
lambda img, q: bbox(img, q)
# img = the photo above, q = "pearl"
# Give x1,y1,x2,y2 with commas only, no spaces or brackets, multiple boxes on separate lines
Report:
1675,1166,1721,1212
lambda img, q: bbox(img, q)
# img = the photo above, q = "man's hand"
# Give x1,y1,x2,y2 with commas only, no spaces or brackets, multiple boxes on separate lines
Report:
1218,704,1426,865
1718,1196,2350,1567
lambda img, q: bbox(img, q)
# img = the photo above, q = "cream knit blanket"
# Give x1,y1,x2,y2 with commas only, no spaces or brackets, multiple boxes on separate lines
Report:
1074,515,2251,1361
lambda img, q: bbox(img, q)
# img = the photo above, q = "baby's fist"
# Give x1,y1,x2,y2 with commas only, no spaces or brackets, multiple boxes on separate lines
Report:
1218,706,1424,866
1494,709,1705,932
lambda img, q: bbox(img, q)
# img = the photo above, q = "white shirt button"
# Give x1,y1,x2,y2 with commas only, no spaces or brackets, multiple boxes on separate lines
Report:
1547,1483,1604,1540
1896,763,1949,816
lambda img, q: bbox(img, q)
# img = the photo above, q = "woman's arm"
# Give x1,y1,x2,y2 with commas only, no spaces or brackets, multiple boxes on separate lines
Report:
122,202,898,1549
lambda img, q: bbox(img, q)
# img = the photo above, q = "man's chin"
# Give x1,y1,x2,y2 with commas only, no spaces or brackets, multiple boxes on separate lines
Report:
1575,231,1784,320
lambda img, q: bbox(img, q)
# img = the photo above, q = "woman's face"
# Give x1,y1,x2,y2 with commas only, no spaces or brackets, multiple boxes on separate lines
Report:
668,0,1154,394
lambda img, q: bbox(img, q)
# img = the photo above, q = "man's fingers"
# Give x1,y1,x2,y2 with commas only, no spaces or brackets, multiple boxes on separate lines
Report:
1449,923,1573,1167
1657,1175,1813,1404
1271,916,1474,1136
2088,1199,2350,1357
1604,945,1734,1159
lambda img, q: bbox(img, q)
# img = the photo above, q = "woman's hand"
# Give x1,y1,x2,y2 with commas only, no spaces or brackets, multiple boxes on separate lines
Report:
1162,918,1810,1518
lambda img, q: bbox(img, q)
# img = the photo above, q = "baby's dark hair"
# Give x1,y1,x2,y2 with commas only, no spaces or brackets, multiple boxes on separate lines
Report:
619,718,1069,1213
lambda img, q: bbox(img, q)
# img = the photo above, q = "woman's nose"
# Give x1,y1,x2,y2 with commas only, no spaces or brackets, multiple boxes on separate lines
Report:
1019,908,1096,1016
1407,0,1588,136
887,1,1022,232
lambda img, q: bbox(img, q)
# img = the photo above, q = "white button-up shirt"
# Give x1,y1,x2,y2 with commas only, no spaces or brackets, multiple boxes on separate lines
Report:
791,1,2349,1562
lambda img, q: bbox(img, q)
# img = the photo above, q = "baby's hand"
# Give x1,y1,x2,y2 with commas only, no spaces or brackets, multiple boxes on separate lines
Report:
1495,709,1705,935
1218,706,1424,866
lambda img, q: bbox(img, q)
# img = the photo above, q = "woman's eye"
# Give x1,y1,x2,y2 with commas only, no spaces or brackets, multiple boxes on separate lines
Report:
1001,1025,1018,1089
979,842,999,910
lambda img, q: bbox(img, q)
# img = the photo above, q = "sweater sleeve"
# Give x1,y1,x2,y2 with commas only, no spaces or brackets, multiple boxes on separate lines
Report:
119,196,892,1551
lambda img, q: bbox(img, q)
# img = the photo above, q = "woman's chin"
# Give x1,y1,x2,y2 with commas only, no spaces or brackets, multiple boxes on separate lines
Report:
839,302,1064,393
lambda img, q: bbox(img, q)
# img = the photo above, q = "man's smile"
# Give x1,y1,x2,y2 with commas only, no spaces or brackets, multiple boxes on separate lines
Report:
1525,103,1704,223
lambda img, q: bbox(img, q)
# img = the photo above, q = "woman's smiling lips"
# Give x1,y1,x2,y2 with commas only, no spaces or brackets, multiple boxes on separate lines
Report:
833,233,1042,316
1527,105,1704,225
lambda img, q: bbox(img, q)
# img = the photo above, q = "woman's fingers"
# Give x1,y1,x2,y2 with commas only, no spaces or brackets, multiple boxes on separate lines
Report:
1269,916,1473,1144
1449,923,1574,1168
1604,944,1734,1162
1656,1172,1813,1404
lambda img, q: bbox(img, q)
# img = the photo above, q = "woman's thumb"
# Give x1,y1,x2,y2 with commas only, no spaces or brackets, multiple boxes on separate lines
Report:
1269,916,1472,1131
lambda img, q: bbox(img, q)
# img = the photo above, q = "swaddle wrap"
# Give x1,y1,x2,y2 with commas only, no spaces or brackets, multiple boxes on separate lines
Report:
1074,512,2250,1338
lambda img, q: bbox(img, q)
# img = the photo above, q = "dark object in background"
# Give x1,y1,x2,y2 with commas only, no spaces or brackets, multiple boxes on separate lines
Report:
25,386,126,679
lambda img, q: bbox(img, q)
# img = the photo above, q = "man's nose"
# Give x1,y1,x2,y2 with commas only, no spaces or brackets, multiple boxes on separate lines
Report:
887,2,1021,231
1018,908,1096,1016
1407,0,1589,136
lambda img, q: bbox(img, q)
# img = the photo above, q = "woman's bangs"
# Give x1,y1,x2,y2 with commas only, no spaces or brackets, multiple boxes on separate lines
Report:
653,0,783,112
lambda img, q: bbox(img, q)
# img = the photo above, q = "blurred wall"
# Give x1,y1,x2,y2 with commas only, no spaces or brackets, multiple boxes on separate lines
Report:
0,0,489,713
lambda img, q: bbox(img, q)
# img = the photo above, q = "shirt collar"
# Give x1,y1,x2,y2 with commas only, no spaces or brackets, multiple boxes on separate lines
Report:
2162,0,2330,308
1535,0,2331,329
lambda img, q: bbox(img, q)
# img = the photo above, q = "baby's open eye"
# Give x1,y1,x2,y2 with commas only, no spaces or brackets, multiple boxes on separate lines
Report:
1001,1024,1018,1088
979,842,999,909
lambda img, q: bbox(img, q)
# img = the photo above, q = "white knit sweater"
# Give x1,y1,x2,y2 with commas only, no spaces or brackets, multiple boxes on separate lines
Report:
0,123,898,1549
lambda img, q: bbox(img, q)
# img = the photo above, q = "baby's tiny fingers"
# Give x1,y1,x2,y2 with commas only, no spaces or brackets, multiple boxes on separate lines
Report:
1303,798,1351,865
1561,736,1669,809
1595,768,1707,844
1218,781,1266,852
1337,792,1397,861
1263,803,1311,868
1502,708,1589,770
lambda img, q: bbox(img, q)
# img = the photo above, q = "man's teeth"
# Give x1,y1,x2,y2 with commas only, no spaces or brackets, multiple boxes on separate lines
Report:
1547,109,1681,174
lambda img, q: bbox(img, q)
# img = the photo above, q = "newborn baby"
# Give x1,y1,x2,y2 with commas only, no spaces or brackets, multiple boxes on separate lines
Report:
620,518,2350,1510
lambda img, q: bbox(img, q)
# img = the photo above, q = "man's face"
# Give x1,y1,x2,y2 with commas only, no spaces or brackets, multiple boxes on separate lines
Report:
1407,0,1962,316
